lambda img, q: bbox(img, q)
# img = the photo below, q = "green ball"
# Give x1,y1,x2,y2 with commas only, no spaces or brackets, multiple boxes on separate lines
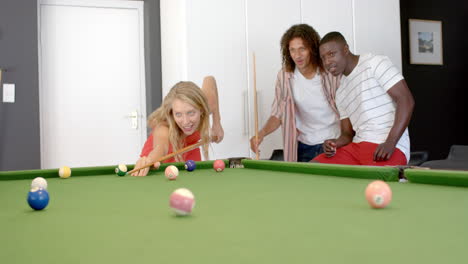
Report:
115,164,127,176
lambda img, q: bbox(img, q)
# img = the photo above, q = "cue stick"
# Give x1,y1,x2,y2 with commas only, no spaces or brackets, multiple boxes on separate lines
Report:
127,141,205,175
253,53,259,160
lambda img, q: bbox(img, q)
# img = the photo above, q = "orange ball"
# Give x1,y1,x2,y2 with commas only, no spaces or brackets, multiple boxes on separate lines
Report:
365,180,392,209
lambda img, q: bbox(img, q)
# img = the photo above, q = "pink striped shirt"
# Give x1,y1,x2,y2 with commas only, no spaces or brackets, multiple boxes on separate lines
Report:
270,69,341,162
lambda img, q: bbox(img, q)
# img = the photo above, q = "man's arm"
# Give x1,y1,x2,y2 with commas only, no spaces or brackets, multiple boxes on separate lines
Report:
201,76,224,143
323,118,354,156
250,70,287,153
250,116,281,153
374,79,415,161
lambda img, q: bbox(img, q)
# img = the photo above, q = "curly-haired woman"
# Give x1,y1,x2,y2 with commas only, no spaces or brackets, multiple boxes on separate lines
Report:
250,24,341,162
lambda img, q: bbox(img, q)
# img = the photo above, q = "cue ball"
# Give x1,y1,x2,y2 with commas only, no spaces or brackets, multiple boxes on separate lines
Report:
169,188,195,216
165,165,179,180
59,166,71,179
27,187,50,210
365,180,392,209
115,164,128,176
185,160,196,172
213,159,225,172
31,177,48,190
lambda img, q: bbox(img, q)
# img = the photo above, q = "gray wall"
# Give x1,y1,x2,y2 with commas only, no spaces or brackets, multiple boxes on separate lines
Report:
144,0,162,131
0,0,40,171
0,0,162,171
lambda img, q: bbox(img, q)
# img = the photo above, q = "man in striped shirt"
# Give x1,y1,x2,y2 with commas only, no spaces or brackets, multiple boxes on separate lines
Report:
313,32,414,166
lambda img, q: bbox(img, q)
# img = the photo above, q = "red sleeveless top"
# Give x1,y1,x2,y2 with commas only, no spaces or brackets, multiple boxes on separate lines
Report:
140,131,201,163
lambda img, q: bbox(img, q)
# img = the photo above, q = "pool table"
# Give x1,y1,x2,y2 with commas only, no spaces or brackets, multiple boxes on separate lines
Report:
1,160,468,264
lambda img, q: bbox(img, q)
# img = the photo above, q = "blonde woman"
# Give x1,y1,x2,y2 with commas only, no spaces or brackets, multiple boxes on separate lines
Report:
132,76,224,176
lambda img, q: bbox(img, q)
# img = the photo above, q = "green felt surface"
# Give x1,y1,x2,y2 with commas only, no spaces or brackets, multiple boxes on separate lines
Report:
1,162,468,263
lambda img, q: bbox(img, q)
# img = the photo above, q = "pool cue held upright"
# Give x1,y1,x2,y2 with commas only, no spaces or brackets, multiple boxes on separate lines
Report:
253,53,259,160
127,141,205,175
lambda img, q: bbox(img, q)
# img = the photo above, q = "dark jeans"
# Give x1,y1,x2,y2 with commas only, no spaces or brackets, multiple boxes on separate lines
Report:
297,141,324,162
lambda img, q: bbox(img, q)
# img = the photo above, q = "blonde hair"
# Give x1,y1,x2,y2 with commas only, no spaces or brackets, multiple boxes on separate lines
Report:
147,81,210,161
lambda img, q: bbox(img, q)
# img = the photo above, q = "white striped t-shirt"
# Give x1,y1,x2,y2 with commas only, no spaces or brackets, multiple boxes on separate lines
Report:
336,53,410,161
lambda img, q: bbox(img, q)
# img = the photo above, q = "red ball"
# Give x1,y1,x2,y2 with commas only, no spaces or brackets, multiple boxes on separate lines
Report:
213,159,225,172
165,165,179,180
365,180,392,209
169,188,195,215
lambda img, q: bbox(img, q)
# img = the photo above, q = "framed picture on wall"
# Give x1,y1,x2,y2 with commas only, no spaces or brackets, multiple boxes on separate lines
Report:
409,19,443,65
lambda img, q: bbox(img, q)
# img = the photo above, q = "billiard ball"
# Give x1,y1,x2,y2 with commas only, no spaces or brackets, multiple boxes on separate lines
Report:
365,180,392,209
27,187,50,210
169,188,195,216
185,160,196,172
165,165,179,180
58,166,71,179
31,177,48,190
115,164,128,176
213,159,225,172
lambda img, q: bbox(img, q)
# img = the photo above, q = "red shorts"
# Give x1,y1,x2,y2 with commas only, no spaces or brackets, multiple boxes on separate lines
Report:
312,141,407,166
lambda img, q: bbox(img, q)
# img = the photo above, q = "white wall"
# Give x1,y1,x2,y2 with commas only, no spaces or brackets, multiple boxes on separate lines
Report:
160,0,402,160
302,0,355,52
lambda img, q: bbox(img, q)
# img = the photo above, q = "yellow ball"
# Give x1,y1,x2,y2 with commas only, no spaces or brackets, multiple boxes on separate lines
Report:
59,166,71,179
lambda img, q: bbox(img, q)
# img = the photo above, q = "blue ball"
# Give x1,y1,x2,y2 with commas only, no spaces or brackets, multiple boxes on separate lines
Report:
185,160,196,172
27,188,50,210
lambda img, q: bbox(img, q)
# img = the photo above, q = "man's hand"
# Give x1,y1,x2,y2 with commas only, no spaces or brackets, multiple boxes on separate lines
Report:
323,139,337,157
250,133,264,154
373,141,396,161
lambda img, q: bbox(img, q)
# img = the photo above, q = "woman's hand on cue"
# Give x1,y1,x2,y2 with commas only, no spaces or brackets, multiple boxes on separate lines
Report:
131,157,160,177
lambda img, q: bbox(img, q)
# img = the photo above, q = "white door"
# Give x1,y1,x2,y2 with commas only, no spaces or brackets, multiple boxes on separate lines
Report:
185,0,251,159
38,0,147,169
246,0,301,159
161,0,251,160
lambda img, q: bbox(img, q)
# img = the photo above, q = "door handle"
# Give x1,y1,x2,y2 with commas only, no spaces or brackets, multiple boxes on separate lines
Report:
125,110,139,129
243,91,249,136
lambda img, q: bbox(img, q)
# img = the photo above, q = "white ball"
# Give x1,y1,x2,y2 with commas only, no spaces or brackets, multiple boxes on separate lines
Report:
31,177,48,190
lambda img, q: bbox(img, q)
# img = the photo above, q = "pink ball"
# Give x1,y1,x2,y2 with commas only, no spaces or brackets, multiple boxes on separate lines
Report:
169,188,195,215
213,159,225,172
165,165,179,180
365,180,392,209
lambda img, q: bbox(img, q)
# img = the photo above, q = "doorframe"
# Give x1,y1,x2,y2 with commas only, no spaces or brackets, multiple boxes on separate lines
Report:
37,0,147,168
